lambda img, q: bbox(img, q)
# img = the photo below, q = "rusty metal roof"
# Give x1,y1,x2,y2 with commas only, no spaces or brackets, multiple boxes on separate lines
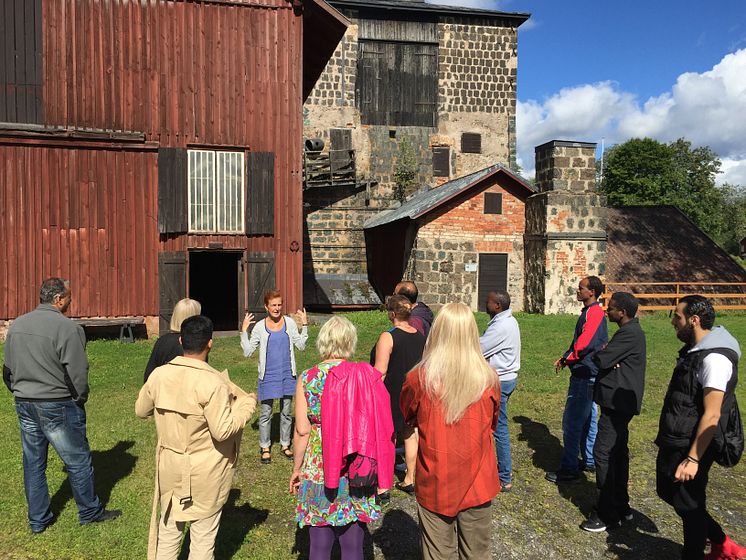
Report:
364,163,534,229
605,206,746,283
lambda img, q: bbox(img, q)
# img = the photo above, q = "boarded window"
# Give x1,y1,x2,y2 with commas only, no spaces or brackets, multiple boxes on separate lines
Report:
477,254,508,312
432,147,451,178
188,149,245,234
246,152,274,235
461,133,482,154
158,148,188,234
0,0,43,124
357,40,437,127
484,192,503,215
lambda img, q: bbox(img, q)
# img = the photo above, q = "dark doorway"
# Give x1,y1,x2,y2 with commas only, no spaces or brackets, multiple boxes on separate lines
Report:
189,251,243,332
478,253,508,312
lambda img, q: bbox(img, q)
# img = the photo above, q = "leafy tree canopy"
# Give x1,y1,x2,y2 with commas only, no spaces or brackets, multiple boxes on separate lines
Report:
599,137,745,254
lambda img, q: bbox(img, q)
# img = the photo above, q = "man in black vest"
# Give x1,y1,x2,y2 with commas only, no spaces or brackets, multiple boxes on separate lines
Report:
656,295,745,559
581,292,646,532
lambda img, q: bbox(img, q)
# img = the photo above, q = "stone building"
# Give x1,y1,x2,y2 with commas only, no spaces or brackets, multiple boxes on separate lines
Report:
524,141,607,315
302,0,530,308
364,164,534,311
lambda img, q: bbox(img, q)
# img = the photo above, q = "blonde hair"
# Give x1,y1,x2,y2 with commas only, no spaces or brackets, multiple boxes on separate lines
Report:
170,298,202,332
316,316,357,360
419,302,498,424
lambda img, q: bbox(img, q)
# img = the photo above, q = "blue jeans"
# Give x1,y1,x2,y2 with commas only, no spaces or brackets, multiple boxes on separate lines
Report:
560,376,598,473
15,400,103,531
494,376,517,485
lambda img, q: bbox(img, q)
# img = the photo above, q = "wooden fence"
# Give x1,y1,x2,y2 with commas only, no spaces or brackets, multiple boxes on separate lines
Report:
602,282,746,311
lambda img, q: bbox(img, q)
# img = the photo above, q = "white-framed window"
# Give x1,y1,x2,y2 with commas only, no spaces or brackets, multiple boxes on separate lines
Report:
188,149,245,233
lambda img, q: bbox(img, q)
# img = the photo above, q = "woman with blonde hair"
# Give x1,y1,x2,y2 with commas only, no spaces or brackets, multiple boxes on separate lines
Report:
143,298,201,382
291,316,393,560
371,294,425,496
400,301,501,560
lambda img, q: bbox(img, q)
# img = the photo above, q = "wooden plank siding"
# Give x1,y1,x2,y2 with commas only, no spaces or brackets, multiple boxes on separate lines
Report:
0,0,312,320
0,143,158,319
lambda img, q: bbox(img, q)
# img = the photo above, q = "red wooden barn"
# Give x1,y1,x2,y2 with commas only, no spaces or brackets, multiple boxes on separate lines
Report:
0,0,347,334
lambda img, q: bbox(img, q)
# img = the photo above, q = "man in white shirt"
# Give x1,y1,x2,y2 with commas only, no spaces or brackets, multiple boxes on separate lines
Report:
655,295,745,560
479,291,521,492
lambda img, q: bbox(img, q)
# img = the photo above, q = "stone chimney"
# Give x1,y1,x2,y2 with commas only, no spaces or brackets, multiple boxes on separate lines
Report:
524,141,607,314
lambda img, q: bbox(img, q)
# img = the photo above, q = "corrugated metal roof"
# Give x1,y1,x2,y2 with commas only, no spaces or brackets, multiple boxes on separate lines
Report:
328,0,530,22
364,164,533,229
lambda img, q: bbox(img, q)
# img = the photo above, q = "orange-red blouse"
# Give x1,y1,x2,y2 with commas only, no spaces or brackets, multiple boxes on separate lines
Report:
400,368,501,517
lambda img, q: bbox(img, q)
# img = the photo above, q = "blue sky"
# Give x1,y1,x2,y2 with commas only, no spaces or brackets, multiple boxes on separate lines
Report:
429,0,746,184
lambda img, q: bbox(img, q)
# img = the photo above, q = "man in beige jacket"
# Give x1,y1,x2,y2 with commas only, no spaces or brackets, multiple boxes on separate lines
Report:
136,315,257,560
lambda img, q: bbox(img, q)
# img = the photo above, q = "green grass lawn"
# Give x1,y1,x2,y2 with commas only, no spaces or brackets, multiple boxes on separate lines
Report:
0,310,744,559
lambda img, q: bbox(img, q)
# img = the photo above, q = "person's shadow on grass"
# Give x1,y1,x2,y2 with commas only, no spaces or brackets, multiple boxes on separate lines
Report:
50,439,137,516
514,415,597,518
371,509,419,560
604,509,681,559
211,489,269,559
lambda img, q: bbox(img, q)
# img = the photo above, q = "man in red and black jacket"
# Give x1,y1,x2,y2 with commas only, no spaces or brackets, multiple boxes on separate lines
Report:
546,276,608,483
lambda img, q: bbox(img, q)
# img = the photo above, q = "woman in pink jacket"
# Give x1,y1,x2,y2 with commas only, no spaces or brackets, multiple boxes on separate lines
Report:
290,316,393,560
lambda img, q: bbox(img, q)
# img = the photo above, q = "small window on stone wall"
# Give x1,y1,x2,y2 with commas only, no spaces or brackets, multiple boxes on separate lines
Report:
433,147,451,177
461,133,482,154
484,192,503,215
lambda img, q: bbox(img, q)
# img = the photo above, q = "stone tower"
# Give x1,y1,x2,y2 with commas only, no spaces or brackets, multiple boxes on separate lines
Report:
524,140,607,314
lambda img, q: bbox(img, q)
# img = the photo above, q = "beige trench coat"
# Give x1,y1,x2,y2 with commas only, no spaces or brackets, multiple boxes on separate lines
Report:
136,356,256,557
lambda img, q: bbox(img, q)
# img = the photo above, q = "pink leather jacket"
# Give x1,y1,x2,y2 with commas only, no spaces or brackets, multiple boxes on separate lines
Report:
321,361,395,490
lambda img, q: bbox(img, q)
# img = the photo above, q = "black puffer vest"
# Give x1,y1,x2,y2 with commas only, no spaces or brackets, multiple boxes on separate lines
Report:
656,346,739,448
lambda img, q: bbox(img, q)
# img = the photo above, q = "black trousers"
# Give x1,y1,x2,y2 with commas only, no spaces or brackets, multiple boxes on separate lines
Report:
656,446,726,559
593,407,633,523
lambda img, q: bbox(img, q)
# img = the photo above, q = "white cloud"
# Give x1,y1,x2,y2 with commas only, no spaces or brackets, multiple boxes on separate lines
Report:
517,48,746,186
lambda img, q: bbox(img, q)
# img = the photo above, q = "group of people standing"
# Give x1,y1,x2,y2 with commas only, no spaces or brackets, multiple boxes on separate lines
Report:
2,276,745,560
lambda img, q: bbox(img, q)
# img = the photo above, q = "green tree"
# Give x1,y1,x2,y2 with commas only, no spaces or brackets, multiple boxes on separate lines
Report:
394,137,418,202
599,137,731,244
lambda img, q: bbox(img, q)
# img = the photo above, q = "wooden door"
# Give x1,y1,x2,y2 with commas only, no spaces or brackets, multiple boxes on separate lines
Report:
478,253,508,312
158,251,187,334
246,252,276,321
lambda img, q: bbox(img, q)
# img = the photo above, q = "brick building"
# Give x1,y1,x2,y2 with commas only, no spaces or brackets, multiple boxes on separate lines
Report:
364,164,534,311
302,0,530,308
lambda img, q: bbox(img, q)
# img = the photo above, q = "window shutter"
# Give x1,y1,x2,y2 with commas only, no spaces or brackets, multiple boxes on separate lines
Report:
246,252,276,320
158,251,187,334
432,147,450,178
158,148,188,234
461,133,482,154
484,192,503,214
246,152,275,235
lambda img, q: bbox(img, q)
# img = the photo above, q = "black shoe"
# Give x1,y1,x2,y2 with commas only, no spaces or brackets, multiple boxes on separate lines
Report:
545,469,580,483
619,508,634,523
376,491,390,506
578,461,596,473
84,509,122,525
581,512,607,533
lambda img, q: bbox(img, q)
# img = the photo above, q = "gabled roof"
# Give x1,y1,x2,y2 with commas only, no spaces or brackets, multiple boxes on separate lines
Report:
327,0,530,23
364,163,534,229
605,205,746,283
303,0,350,100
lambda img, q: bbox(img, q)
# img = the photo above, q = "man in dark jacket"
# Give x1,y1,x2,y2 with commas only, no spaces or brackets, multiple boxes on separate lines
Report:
394,281,433,337
581,292,646,532
3,278,121,534
547,276,608,483
655,295,745,559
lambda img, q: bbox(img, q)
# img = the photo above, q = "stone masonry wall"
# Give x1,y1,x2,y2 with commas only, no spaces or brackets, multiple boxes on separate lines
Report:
303,13,519,194
524,140,607,315
405,182,525,311
304,10,521,304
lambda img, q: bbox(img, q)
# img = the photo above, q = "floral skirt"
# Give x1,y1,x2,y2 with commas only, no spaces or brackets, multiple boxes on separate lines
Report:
296,475,380,527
